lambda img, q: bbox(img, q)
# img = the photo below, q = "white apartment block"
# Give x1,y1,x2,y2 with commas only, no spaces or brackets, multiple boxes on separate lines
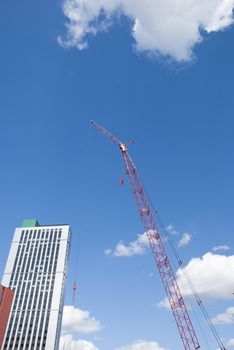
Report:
1,219,71,350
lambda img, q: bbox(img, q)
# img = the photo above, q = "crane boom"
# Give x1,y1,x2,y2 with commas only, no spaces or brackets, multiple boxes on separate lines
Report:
91,120,122,147
91,120,200,350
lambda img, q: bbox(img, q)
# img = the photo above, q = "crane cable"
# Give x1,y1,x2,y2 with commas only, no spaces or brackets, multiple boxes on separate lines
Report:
140,186,211,349
141,183,226,350
156,215,212,350
157,214,226,350
63,124,93,350
73,122,93,300
154,215,212,350
90,120,226,349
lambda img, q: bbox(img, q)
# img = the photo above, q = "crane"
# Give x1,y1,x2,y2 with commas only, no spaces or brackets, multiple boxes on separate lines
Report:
91,120,200,350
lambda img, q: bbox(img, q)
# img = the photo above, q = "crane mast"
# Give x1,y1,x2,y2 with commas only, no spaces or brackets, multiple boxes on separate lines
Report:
91,120,200,350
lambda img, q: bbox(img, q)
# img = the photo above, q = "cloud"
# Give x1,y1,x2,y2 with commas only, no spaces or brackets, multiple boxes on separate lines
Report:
165,225,178,235
116,340,168,350
212,245,231,252
60,338,168,350
105,228,191,257
62,306,103,334
178,233,192,247
60,0,234,61
227,339,234,348
59,335,99,350
105,232,149,257
177,252,234,301
157,299,170,310
211,307,234,325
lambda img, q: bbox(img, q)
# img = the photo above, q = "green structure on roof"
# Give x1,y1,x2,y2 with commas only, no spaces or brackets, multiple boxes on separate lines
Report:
22,219,40,227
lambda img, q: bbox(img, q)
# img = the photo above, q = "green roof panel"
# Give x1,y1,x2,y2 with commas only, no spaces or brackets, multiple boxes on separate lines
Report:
22,219,40,227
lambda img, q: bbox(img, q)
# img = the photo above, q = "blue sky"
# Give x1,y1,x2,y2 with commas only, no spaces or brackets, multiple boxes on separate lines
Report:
0,1,234,349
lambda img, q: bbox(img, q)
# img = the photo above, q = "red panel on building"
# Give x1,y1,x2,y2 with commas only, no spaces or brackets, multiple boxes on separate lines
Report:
0,284,14,348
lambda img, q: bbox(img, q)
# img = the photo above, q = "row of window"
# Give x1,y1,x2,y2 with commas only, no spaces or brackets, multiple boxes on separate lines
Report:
4,229,62,350
19,229,62,243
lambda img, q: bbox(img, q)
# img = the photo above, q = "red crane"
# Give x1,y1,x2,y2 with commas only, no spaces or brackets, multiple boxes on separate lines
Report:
91,120,200,350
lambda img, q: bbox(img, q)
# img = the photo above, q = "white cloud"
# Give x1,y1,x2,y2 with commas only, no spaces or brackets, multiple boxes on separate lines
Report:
212,245,231,252
60,0,234,61
177,252,234,301
178,233,192,247
59,335,99,350
105,232,149,257
165,225,178,235
116,339,168,350
62,306,103,334
104,248,112,255
212,307,234,325
227,339,234,348
157,299,170,310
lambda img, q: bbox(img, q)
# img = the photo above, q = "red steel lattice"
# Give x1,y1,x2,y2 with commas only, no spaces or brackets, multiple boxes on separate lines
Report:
91,120,200,350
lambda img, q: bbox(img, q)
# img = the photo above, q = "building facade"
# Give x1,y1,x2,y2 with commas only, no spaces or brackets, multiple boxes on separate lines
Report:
0,285,14,348
1,220,71,350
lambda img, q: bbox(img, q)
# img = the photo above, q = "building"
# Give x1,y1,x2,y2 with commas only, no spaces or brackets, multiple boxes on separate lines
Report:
0,285,14,349
1,219,71,350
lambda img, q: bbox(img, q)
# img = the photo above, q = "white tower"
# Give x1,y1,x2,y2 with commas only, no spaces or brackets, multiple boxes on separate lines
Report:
1,219,71,350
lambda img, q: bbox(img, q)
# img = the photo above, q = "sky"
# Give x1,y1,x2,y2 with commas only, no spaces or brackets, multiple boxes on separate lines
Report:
0,1,234,349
